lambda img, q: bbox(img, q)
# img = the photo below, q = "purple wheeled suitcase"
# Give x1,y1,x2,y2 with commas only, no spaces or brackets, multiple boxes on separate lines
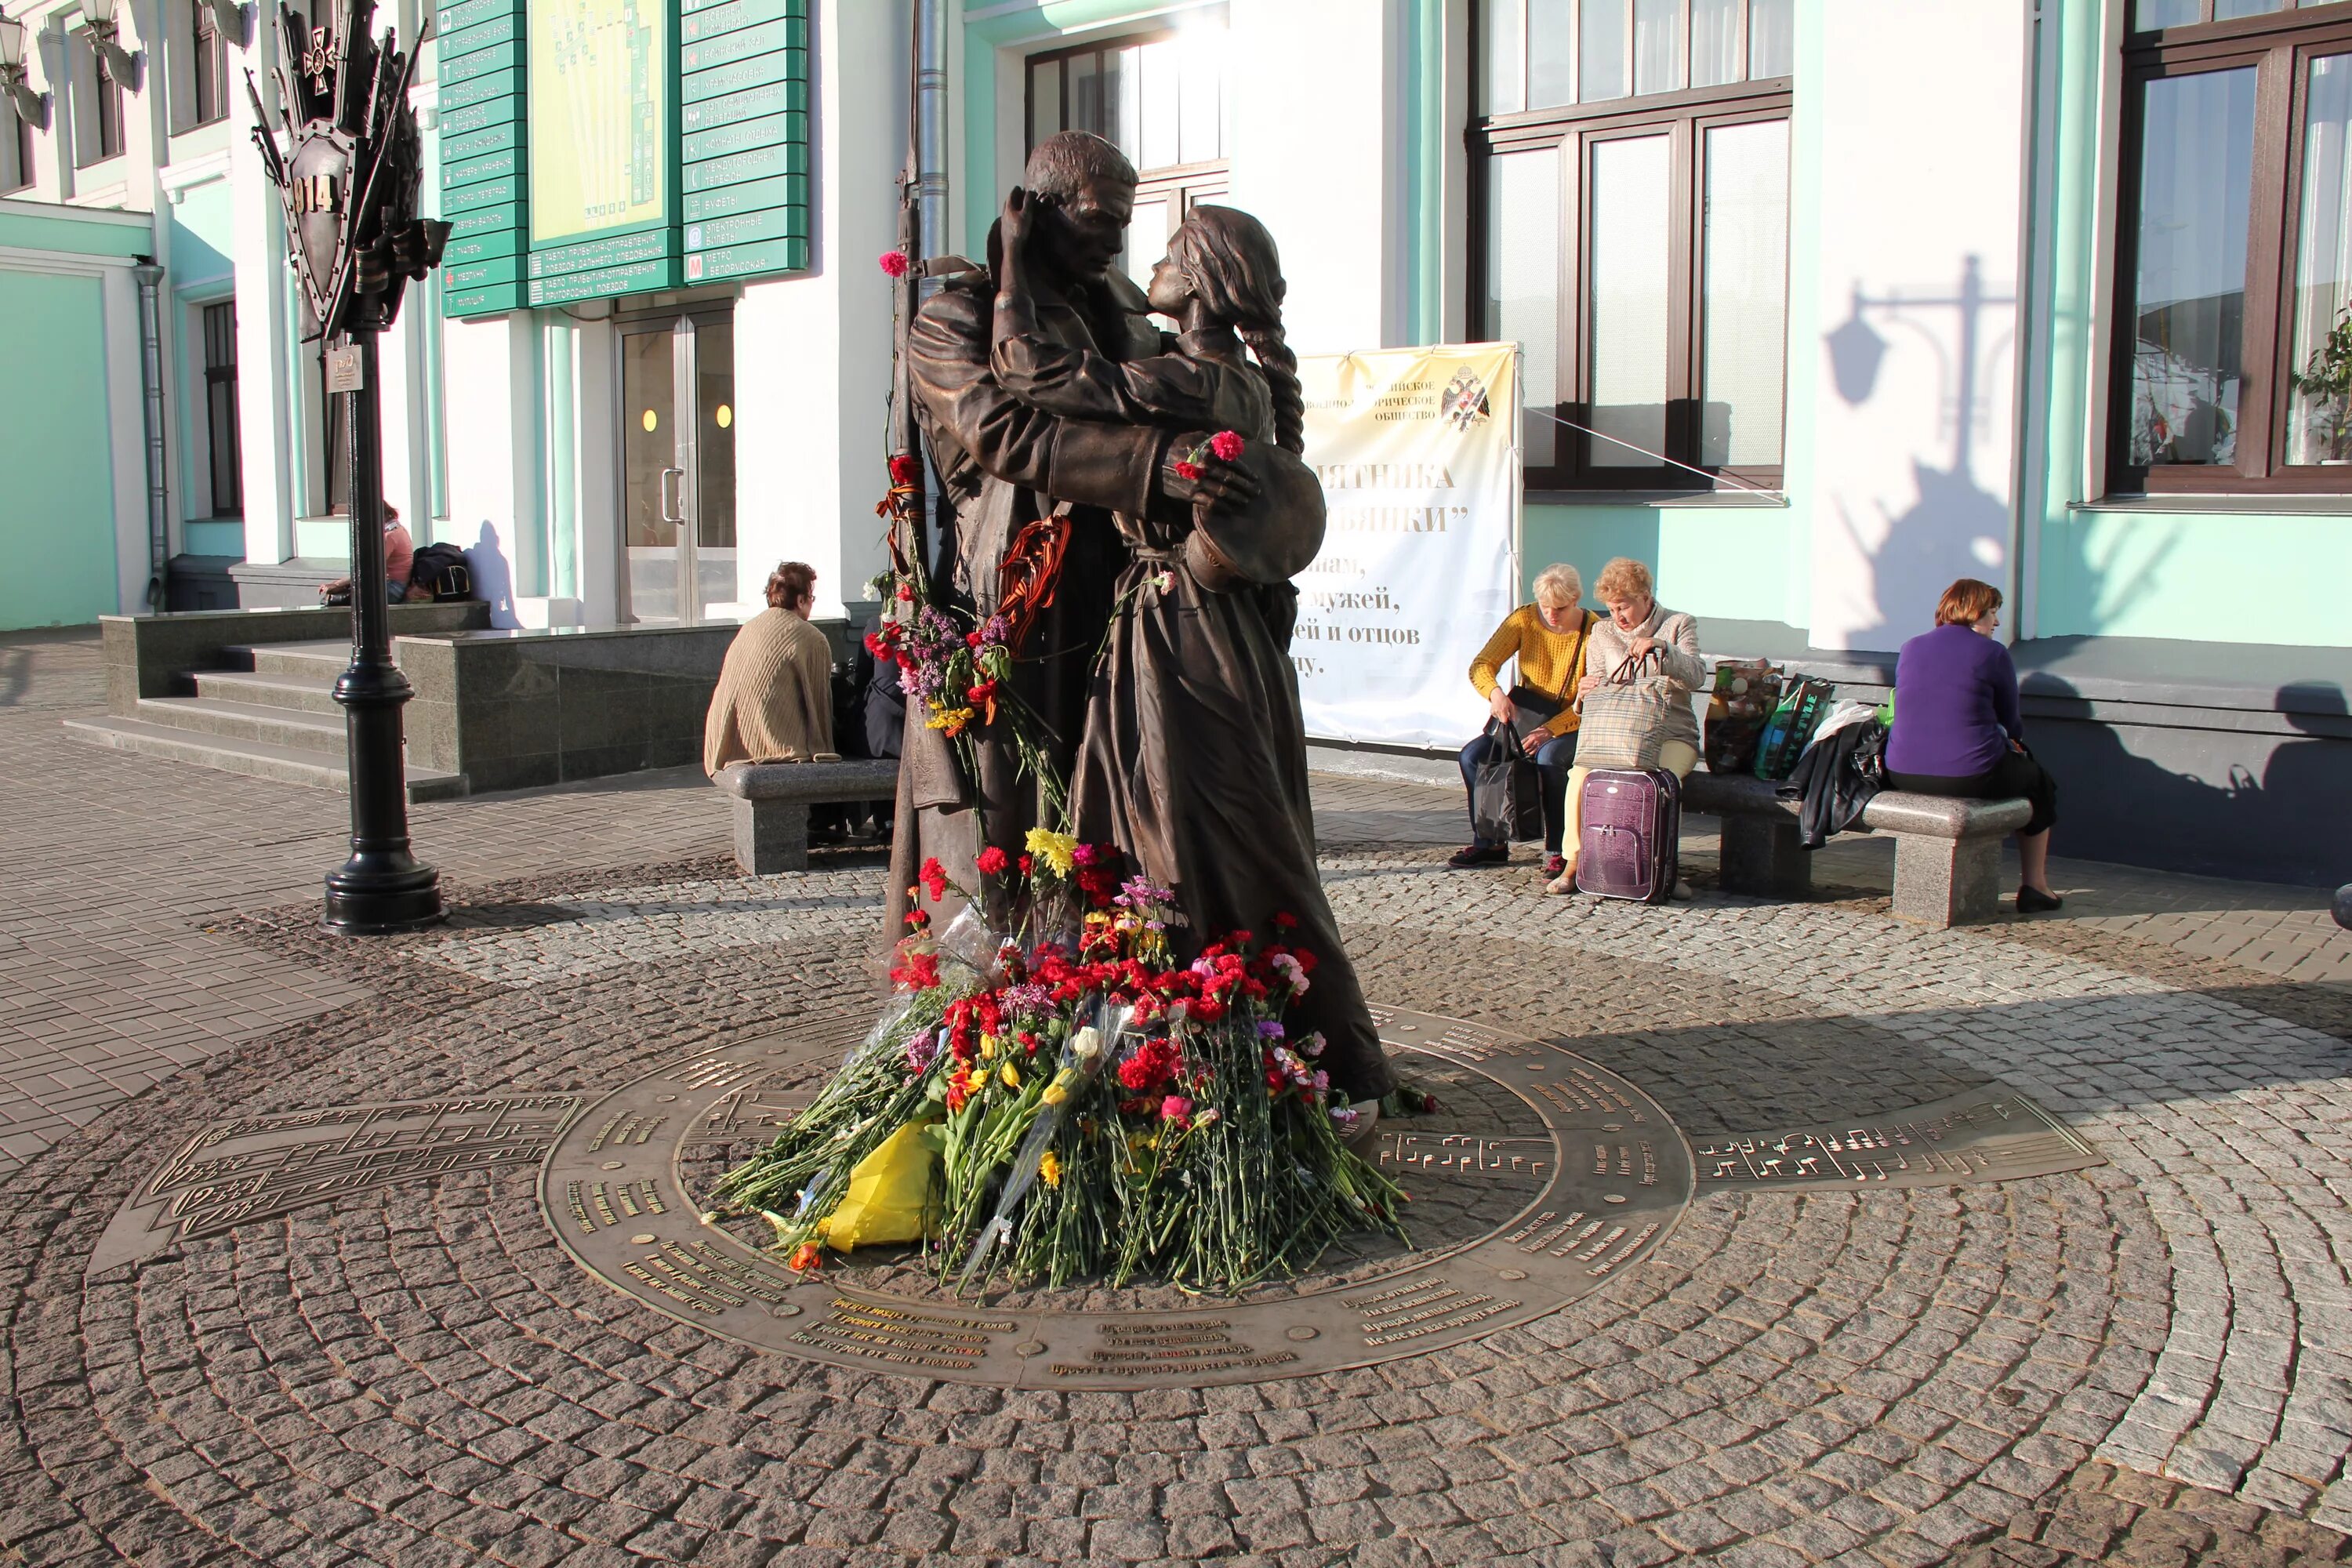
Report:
1573,768,1682,904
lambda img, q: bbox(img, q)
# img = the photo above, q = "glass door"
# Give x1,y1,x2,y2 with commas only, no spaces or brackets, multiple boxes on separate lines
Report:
619,310,736,623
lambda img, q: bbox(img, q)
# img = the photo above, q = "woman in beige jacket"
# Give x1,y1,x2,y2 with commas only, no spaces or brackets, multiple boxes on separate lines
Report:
704,561,840,776
1548,557,1704,894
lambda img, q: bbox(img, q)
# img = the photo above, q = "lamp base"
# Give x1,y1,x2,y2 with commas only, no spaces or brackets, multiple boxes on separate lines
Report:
323,856,445,935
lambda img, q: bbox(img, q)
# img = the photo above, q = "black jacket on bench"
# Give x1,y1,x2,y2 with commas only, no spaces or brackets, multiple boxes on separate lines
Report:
1778,720,1887,850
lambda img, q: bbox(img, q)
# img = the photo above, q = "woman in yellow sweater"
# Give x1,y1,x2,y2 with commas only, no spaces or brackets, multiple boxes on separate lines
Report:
1450,563,1599,877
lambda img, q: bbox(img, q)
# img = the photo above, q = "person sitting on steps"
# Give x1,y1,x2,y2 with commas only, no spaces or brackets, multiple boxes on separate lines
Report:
1449,562,1599,879
317,503,414,605
1884,577,2063,915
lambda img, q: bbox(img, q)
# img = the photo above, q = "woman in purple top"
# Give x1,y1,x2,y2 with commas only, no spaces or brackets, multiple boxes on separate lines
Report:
1886,578,2063,913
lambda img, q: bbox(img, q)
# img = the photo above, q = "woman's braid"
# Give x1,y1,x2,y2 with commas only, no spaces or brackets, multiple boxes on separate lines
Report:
1239,324,1305,455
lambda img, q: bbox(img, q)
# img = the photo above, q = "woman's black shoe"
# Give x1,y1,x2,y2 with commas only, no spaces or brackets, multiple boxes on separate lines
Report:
1447,843,1508,869
2016,885,2063,914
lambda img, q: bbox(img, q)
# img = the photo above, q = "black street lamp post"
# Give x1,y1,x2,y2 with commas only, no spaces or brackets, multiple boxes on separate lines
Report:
248,0,448,932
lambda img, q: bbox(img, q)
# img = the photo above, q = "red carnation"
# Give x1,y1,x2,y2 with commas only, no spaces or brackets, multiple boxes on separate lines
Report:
879,249,911,278
1209,430,1245,462
1272,911,1298,930
896,582,915,601
1174,459,1202,481
920,858,949,902
976,845,1009,877
887,452,920,486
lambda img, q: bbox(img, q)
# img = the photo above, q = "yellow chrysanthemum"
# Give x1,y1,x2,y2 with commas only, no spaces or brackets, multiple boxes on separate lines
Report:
1039,1151,1062,1189
1023,828,1079,877
925,705,975,732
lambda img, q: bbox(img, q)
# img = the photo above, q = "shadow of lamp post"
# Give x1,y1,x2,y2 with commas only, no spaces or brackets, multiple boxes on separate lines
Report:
246,0,448,933
0,12,50,128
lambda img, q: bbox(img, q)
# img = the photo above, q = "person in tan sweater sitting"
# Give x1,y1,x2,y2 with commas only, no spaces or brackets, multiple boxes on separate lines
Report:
704,561,841,777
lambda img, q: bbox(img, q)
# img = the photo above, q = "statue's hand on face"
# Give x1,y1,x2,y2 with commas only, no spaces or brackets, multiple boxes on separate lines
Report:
1029,174,1136,285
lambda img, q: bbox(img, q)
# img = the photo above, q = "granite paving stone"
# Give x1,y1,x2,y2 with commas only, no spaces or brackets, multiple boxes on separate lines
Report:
5,625,2352,1562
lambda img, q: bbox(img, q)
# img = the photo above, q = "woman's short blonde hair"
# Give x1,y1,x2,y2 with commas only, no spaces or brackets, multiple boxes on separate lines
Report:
1530,563,1582,608
1594,556,1653,605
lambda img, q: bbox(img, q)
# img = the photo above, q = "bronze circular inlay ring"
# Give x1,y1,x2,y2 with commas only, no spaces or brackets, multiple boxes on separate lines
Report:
538,1007,1697,1388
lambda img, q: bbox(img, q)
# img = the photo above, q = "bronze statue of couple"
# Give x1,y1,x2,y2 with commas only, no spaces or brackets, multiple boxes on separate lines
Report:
889,129,1395,1109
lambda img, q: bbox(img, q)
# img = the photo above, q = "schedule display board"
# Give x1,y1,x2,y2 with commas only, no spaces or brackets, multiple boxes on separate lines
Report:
438,0,531,315
525,0,681,303
677,0,808,281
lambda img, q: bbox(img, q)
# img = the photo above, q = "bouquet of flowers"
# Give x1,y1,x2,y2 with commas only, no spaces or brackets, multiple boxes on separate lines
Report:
709,840,1409,1294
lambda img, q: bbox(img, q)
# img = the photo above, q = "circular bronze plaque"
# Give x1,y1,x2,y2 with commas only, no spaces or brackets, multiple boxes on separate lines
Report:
540,1006,1695,1388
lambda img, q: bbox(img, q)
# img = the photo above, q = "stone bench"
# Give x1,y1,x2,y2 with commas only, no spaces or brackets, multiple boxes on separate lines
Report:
713,759,901,873
1680,770,2031,927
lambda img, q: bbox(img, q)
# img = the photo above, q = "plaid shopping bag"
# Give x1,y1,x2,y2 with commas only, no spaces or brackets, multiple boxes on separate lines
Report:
1573,650,1680,771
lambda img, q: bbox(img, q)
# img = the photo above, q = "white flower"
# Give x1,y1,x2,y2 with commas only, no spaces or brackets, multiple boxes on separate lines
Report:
1070,1026,1102,1062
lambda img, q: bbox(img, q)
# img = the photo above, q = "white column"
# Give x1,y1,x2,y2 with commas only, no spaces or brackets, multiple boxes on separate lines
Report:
441,311,543,626
728,0,906,622
379,302,424,528
230,7,297,567
572,314,621,625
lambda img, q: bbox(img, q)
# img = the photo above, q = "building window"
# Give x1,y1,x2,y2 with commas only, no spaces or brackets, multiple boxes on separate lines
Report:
202,301,242,517
1474,0,1792,492
2114,2,2352,493
191,0,228,126
1025,13,1229,288
2,109,31,193
319,354,350,514
74,29,125,165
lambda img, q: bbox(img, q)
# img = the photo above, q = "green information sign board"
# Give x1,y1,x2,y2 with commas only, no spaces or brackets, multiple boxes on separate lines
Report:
437,0,528,316
441,0,808,314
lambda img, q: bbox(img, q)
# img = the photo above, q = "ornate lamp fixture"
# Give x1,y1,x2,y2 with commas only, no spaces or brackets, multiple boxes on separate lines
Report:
78,0,139,91
248,0,451,933
201,0,245,45
0,13,50,126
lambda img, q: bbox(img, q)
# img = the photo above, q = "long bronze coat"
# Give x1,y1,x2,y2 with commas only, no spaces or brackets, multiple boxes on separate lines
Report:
990,324,1397,1102
889,266,1169,927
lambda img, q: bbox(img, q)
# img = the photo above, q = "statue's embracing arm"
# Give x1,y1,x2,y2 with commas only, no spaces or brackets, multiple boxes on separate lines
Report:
909,281,1170,520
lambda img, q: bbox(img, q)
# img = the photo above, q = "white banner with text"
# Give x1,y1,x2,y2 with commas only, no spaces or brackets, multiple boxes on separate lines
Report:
1293,343,1523,747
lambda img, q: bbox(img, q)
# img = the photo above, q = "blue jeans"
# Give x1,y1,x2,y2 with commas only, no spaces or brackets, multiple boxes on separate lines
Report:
1459,731,1579,853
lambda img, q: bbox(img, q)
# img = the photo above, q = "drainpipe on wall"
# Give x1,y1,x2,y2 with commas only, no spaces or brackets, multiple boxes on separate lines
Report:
915,0,946,263
132,259,170,611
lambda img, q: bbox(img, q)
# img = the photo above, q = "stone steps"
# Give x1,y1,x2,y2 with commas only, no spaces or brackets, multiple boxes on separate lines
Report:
60,714,466,802
64,635,463,803
187,670,344,716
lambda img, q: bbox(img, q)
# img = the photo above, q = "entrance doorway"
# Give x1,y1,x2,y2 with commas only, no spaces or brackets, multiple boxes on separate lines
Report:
620,310,736,624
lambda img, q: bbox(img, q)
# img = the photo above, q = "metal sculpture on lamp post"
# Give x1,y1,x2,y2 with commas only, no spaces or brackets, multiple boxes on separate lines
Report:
0,11,51,128
248,0,448,933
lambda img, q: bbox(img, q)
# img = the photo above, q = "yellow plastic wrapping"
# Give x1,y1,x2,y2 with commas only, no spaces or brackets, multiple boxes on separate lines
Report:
815,1122,943,1250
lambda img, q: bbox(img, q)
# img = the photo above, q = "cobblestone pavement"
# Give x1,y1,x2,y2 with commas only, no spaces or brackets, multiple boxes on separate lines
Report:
5,625,2352,1566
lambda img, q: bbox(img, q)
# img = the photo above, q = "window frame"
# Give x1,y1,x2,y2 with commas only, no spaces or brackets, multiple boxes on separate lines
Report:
2110,4,2352,495
1471,56,1791,493
2,106,31,193
201,299,243,518
1022,26,1232,281
191,0,229,128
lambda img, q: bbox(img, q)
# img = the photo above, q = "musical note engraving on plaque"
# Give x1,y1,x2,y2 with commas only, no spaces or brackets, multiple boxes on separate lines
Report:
91,1095,586,1271
1693,1089,2101,1191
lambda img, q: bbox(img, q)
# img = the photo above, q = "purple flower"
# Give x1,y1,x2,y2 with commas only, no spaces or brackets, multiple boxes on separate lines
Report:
906,1028,944,1075
1256,1020,1287,1039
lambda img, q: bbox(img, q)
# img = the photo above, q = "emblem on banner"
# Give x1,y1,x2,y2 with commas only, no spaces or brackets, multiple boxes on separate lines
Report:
1440,368,1492,430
